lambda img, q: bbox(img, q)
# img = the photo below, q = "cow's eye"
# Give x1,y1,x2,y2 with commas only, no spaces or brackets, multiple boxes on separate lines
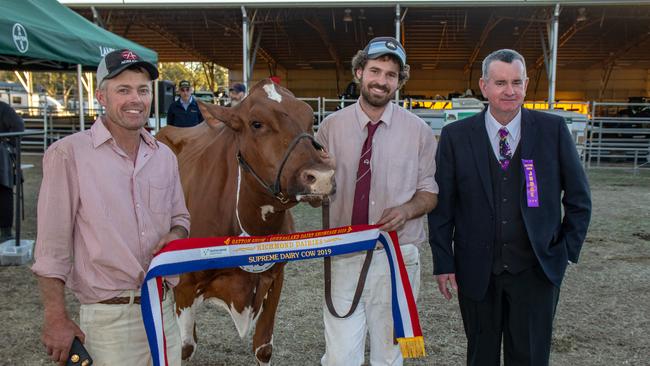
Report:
251,121,263,129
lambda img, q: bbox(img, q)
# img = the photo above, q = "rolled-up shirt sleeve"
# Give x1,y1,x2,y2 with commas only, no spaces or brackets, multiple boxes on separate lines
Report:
417,124,439,194
32,144,78,282
169,156,190,233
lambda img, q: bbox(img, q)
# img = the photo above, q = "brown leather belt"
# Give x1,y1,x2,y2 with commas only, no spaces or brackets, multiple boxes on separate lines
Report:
99,284,168,305
99,296,141,305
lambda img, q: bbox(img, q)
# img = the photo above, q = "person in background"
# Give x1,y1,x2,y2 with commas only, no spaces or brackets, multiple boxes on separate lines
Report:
32,49,190,365
0,100,25,242
428,48,591,366
166,80,203,127
227,82,246,107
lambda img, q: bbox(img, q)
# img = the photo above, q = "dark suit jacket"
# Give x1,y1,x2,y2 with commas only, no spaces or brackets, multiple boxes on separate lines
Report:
428,108,591,301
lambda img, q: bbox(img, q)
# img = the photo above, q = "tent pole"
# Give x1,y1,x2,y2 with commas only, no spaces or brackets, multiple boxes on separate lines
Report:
154,79,160,132
242,6,249,90
87,72,94,116
394,4,401,102
548,4,560,110
77,64,85,131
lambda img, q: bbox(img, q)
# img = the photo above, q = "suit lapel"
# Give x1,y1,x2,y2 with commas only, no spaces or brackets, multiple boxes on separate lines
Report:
519,108,538,195
520,108,537,159
469,111,494,211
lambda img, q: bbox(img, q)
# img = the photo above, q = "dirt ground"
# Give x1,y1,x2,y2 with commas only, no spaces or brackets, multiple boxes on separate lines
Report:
1,155,648,365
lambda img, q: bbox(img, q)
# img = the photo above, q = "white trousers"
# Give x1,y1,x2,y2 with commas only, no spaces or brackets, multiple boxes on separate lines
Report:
80,290,181,366
321,244,421,366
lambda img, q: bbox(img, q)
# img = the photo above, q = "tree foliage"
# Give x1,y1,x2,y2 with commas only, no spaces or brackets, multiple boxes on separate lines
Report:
159,62,228,92
0,70,78,105
0,61,228,103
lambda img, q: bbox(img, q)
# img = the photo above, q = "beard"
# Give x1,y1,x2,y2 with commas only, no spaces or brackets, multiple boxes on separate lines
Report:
359,79,396,107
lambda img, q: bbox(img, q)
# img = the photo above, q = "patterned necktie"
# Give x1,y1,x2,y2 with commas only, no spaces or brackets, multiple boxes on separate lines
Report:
351,122,381,225
498,127,512,171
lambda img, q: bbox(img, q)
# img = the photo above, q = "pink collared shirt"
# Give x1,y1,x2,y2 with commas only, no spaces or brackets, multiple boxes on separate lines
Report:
32,118,190,304
316,101,438,246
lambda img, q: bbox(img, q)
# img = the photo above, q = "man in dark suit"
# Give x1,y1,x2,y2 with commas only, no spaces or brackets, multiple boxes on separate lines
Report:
428,49,591,365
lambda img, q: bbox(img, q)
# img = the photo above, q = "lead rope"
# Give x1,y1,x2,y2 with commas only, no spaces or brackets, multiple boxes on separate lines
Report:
236,164,275,274
323,197,373,318
235,164,250,237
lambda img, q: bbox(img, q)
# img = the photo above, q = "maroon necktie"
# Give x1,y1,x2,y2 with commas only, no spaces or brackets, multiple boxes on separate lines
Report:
351,122,381,225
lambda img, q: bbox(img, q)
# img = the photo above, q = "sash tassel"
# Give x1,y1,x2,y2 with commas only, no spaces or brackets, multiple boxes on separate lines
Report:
397,336,426,358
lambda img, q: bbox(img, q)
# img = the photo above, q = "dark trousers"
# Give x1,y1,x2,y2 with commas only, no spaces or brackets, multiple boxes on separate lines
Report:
0,185,13,228
458,266,560,366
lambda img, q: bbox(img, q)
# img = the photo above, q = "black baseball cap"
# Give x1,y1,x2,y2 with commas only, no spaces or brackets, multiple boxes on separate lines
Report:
96,49,159,85
229,83,246,94
179,80,191,89
364,36,406,66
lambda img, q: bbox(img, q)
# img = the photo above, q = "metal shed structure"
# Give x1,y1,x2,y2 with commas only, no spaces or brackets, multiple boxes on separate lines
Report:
63,1,650,101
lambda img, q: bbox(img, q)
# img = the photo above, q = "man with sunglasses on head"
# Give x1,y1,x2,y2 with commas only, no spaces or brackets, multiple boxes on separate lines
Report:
316,36,438,366
166,80,203,127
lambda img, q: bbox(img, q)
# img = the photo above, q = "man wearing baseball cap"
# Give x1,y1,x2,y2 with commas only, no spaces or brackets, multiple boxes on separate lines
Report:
33,49,189,365
167,80,204,127
315,37,438,365
227,82,246,107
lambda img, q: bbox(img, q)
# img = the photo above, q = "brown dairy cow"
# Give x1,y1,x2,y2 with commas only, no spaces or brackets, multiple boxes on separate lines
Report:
156,79,335,365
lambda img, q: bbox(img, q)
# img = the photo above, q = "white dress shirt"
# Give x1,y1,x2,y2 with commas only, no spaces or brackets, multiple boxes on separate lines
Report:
485,106,522,160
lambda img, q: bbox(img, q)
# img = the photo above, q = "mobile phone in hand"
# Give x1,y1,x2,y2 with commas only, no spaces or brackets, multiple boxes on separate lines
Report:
66,336,93,366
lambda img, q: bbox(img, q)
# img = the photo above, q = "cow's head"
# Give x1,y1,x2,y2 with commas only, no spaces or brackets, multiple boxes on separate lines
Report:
198,79,335,205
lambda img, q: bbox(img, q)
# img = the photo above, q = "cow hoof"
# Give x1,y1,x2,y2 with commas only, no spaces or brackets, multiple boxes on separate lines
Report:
255,343,273,365
181,344,196,361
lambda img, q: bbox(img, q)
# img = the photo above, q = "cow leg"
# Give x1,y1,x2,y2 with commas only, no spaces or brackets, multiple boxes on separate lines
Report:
174,280,203,361
252,269,284,366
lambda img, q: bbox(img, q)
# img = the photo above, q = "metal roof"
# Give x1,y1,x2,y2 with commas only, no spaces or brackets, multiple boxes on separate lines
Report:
67,4,650,74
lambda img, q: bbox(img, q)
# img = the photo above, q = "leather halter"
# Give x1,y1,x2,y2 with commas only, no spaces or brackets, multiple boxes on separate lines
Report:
236,132,324,204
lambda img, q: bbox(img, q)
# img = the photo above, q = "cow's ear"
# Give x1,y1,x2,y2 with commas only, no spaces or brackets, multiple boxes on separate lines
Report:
197,100,242,131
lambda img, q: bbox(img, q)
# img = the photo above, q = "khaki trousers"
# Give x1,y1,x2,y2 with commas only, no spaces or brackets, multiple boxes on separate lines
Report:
80,290,181,366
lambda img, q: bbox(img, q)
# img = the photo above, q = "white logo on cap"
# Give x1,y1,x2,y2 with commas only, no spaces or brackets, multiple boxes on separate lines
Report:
385,41,397,50
12,23,28,53
99,46,115,57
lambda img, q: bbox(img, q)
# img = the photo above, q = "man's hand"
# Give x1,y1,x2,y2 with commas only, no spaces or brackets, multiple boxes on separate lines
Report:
152,225,188,255
435,273,458,300
318,149,336,170
377,191,437,233
37,276,84,365
377,206,409,232
42,313,84,364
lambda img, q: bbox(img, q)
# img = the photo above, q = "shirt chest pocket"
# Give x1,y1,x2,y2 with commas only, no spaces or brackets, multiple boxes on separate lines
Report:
148,177,172,214
386,158,417,197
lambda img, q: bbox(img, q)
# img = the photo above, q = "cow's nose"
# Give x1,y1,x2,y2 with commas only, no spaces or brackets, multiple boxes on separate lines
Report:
301,168,335,195
300,170,317,185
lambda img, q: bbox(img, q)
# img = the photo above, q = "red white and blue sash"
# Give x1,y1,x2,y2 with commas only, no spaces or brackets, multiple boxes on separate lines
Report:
141,225,425,366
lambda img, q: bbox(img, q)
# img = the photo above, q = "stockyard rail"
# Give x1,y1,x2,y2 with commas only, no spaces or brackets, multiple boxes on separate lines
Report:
585,102,650,172
10,99,650,172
